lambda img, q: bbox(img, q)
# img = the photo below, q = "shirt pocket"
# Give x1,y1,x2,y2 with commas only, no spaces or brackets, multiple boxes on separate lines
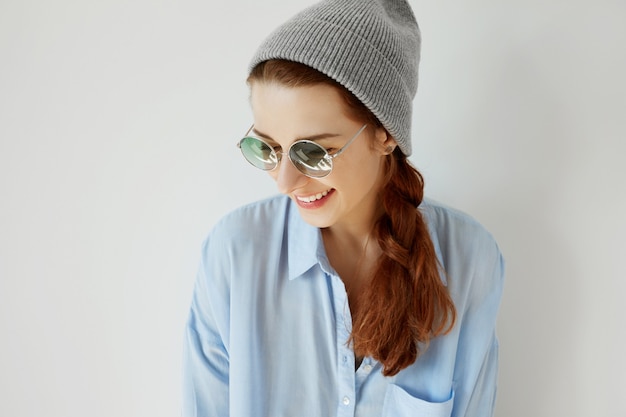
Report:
382,383,454,417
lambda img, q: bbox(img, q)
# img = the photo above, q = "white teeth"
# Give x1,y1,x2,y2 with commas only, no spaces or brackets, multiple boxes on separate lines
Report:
297,190,329,203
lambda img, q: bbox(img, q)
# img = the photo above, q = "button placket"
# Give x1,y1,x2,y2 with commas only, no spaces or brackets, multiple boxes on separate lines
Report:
329,272,356,417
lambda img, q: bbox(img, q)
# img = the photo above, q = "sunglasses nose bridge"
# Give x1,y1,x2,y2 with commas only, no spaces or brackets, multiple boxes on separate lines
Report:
274,149,310,194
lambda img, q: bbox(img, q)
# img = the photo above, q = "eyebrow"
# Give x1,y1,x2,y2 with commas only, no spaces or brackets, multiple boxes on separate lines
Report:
252,127,342,143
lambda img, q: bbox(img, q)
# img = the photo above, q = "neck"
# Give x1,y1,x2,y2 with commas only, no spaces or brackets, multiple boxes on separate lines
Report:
321,224,381,319
321,211,383,288
322,198,384,249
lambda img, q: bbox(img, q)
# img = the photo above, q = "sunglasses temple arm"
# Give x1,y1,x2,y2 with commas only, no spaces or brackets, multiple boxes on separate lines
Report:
331,124,368,158
237,124,256,149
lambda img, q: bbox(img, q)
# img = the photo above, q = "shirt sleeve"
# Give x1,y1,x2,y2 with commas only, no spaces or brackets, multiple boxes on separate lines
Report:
182,230,232,417
452,233,505,417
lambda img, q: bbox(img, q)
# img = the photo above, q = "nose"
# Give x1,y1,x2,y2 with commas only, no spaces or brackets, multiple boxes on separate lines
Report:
274,154,308,194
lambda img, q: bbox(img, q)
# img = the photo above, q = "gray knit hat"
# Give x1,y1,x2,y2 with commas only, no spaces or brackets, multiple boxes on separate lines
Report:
249,0,421,155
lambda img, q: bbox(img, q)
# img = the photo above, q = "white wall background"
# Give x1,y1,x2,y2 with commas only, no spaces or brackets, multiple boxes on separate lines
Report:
1,0,624,416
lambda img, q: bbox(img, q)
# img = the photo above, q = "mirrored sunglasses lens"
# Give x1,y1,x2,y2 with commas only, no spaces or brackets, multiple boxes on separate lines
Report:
239,137,277,170
289,142,331,177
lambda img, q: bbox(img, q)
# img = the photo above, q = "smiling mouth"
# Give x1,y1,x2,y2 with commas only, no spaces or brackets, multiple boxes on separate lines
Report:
296,189,332,203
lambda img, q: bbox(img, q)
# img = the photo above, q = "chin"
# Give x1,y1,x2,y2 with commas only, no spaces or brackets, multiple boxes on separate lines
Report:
297,209,335,229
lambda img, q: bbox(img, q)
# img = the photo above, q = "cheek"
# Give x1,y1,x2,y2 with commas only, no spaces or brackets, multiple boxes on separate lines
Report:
333,157,383,194
346,150,384,180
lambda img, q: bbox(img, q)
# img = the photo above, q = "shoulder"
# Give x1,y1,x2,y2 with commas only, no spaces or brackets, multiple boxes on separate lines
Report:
198,194,293,277
208,194,292,240
420,198,501,262
420,198,505,306
420,199,494,240
199,194,292,259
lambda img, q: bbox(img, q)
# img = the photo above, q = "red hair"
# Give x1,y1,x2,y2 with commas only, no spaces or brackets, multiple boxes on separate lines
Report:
248,60,456,376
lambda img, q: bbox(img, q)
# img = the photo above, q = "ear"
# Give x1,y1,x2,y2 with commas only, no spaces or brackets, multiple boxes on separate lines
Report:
373,127,397,155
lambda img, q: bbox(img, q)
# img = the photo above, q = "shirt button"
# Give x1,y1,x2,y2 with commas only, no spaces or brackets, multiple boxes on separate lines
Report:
342,396,350,406
342,355,348,364
363,364,372,372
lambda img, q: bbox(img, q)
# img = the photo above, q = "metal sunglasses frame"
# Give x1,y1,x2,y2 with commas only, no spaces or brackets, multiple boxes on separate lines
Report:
237,124,368,178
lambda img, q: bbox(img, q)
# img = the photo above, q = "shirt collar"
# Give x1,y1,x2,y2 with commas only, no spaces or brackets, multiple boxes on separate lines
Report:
286,199,331,280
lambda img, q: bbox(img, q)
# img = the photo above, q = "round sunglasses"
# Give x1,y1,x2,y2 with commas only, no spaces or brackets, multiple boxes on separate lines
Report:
237,124,367,178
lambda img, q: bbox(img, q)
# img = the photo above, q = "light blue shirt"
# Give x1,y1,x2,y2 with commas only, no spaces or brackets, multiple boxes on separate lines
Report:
183,195,504,417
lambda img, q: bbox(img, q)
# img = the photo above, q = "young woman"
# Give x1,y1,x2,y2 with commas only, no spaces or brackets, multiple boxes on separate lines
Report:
183,1,504,416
